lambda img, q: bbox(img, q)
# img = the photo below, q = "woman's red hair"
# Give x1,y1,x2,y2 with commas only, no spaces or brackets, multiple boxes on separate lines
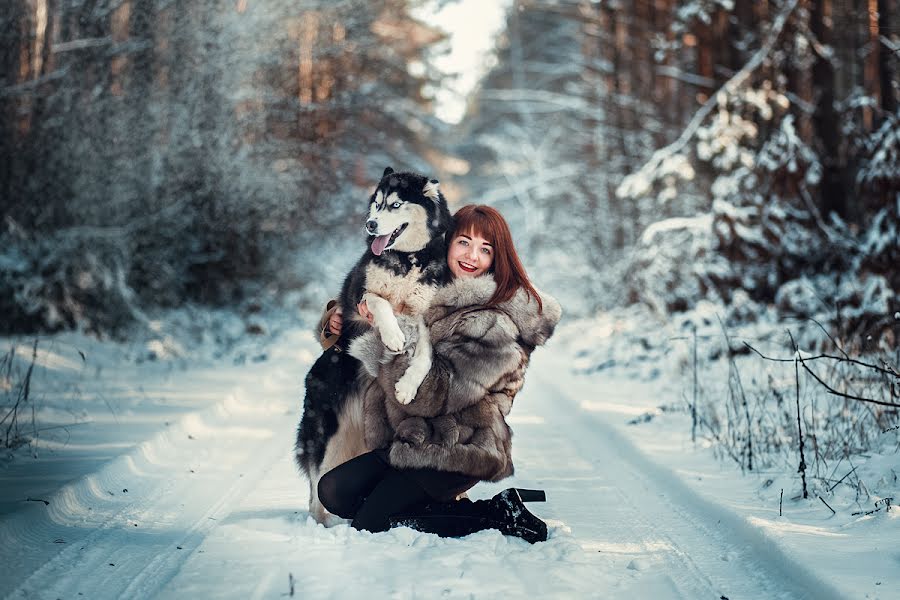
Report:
452,204,543,313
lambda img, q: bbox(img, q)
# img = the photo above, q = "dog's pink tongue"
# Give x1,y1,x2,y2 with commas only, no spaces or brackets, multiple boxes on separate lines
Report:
371,234,391,256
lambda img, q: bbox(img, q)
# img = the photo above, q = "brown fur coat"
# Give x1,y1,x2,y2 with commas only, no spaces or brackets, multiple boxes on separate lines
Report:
349,276,562,481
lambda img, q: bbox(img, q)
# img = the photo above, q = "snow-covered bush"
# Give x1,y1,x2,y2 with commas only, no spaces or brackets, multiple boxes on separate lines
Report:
628,108,829,321
855,109,900,292
628,215,731,314
0,223,145,335
856,109,899,194
1,0,444,336
774,274,837,317
711,114,826,298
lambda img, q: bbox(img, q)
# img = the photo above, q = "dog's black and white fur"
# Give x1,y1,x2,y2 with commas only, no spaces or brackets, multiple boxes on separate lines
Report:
295,167,454,523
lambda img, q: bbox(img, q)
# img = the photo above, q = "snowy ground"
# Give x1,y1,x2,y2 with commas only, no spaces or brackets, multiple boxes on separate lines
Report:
0,310,897,599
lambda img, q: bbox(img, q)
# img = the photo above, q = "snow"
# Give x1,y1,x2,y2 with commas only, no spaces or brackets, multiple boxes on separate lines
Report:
639,214,712,246
858,111,900,185
1,305,896,599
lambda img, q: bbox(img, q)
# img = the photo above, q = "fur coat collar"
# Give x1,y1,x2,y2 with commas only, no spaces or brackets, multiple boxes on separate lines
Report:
425,275,561,348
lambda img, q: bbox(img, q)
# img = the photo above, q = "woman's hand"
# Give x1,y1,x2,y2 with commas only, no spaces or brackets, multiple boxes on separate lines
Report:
328,307,343,336
327,302,373,337
357,300,374,325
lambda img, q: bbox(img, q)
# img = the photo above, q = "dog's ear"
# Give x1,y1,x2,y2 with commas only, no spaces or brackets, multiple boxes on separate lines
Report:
382,167,394,178
423,179,441,202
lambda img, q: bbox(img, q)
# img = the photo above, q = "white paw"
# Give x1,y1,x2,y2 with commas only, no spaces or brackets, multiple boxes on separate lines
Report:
380,322,406,352
394,376,419,405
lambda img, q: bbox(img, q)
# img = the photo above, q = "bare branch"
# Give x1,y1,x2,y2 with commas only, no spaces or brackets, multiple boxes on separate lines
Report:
742,342,899,379
51,37,112,53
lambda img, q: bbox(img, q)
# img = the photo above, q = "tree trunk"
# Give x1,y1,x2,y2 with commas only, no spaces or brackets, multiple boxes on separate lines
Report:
877,0,897,114
811,0,845,218
0,1,28,206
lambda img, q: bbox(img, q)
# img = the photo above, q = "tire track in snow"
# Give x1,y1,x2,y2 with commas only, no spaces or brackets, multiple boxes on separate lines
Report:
526,360,846,600
2,392,293,600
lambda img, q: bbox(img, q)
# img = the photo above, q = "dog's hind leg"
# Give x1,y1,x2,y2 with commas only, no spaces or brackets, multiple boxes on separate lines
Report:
307,465,328,524
394,316,432,405
313,392,368,526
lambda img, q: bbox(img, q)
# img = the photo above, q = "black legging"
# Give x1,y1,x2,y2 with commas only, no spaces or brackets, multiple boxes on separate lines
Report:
317,451,476,533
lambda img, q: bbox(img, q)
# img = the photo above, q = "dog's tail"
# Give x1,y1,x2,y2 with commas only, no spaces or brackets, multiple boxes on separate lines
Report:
294,420,311,477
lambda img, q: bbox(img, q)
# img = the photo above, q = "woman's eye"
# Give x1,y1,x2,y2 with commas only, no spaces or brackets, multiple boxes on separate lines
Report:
458,239,468,246
481,247,491,254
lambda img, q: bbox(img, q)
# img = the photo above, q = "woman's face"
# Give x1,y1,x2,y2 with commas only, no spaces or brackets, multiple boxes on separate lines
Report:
447,230,494,279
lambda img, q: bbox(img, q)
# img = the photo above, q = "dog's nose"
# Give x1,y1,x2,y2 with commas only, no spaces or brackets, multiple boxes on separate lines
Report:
366,220,378,234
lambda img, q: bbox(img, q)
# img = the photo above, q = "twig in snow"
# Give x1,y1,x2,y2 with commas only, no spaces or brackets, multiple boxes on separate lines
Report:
779,489,783,516
818,496,836,516
718,316,752,471
692,325,698,444
806,316,849,360
788,332,809,499
2,341,39,448
852,498,892,516
828,466,858,492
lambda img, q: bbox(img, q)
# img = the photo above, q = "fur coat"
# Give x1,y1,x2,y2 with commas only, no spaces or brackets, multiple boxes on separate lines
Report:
349,276,562,482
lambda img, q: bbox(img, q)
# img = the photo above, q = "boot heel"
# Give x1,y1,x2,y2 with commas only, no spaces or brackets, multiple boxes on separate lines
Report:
511,488,546,503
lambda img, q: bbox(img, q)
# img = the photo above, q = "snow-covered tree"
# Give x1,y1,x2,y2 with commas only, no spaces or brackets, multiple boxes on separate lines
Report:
0,0,446,333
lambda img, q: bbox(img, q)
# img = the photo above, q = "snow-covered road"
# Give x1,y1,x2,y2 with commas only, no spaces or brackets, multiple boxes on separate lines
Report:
0,328,885,598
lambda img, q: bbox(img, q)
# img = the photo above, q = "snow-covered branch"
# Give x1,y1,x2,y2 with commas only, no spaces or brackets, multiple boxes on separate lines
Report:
616,0,800,200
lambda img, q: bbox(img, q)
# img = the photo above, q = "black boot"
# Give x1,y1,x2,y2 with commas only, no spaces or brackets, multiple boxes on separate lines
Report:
484,488,548,543
506,488,546,502
389,488,549,544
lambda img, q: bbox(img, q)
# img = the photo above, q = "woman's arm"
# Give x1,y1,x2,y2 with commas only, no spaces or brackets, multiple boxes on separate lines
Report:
413,309,522,413
379,310,522,413
389,403,513,481
317,299,341,350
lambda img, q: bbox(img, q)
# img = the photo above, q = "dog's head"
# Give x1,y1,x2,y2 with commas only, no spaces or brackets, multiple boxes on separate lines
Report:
365,167,453,255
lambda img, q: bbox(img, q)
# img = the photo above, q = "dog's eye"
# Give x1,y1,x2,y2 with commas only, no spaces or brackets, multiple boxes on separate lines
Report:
391,202,402,209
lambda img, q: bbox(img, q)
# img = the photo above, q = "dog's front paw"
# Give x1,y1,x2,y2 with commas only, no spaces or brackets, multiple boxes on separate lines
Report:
394,374,419,405
380,322,406,352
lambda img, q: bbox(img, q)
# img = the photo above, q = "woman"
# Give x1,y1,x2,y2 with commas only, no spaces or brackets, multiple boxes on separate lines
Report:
316,205,561,542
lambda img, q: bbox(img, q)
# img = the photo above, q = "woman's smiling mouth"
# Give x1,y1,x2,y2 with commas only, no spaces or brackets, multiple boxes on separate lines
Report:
457,262,477,273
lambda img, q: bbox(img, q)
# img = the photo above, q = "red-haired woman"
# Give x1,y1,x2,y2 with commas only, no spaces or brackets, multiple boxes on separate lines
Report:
316,205,561,542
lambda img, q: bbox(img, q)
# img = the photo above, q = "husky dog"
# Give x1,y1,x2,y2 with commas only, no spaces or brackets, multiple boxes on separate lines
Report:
295,167,454,523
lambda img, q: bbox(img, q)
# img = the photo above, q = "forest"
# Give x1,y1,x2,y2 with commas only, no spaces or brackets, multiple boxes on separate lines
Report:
1,5,899,594
2,0,897,341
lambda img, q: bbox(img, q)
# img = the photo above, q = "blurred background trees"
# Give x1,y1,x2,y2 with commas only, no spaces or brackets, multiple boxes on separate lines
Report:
1,0,897,347
1,0,444,333
457,0,898,345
